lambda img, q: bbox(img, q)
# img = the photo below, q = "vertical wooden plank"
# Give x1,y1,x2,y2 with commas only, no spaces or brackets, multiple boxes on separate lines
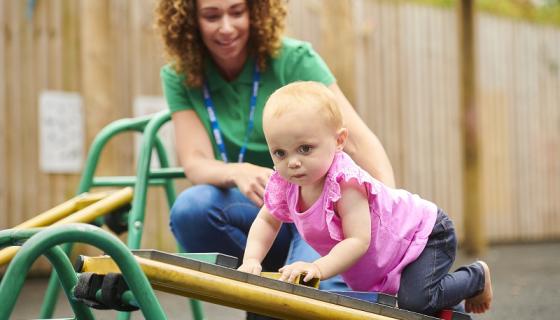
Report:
549,26,560,238
131,0,157,250
0,0,7,229
398,4,414,190
379,1,403,186
46,0,66,212
458,0,485,254
526,24,540,239
321,0,356,106
551,26,560,238
420,5,432,199
446,7,463,240
110,0,133,178
430,7,452,225
21,0,36,220
81,0,116,177
6,0,25,228
60,0,82,199
478,14,514,242
30,0,51,226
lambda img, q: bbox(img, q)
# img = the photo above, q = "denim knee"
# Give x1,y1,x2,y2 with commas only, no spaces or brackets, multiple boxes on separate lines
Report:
398,292,438,315
169,185,222,238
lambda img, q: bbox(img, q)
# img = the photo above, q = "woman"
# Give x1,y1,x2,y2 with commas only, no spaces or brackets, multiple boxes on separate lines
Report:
155,0,395,292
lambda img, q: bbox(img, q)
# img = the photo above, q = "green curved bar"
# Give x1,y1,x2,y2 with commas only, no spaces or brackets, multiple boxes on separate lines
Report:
127,110,174,249
0,224,167,320
77,115,153,194
42,110,202,320
125,110,204,320
0,229,94,320
41,116,156,317
41,112,181,318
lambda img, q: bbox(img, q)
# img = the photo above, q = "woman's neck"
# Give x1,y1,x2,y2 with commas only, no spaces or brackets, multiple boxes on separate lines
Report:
212,48,249,81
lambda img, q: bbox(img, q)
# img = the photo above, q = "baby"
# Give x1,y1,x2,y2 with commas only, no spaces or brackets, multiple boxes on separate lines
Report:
238,81,492,316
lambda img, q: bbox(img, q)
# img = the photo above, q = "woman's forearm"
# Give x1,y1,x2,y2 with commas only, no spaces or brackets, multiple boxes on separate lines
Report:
344,130,395,188
180,156,240,187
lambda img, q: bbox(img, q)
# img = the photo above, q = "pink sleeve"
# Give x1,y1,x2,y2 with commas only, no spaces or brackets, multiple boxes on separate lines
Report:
324,165,381,241
264,172,293,223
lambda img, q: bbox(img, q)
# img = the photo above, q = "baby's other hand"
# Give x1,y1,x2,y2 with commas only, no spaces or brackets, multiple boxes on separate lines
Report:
279,261,322,283
238,259,262,275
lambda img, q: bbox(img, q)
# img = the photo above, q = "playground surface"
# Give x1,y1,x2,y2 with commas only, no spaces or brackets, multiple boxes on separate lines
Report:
9,241,560,320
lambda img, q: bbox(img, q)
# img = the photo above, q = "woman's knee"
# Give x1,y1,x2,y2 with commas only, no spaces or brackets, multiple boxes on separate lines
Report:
170,185,223,227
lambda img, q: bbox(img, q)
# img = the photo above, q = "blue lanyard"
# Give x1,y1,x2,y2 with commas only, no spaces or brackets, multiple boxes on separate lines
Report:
203,63,260,163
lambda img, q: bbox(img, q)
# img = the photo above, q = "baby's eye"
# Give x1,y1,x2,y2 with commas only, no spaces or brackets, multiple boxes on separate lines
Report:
273,150,286,158
298,145,313,154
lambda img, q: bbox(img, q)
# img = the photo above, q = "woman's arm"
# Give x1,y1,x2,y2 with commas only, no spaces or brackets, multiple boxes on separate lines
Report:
172,110,273,206
329,83,396,188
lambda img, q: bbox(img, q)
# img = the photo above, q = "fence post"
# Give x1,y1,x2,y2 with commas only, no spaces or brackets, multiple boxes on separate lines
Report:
458,0,486,255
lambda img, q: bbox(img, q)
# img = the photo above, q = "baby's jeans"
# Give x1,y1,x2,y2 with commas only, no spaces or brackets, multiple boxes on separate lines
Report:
398,208,485,316
169,184,347,290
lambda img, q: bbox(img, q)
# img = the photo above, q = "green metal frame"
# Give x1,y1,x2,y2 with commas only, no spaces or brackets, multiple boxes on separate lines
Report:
39,110,204,319
0,224,167,319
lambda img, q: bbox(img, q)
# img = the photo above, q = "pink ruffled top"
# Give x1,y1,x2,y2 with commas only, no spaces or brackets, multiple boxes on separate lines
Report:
264,151,437,294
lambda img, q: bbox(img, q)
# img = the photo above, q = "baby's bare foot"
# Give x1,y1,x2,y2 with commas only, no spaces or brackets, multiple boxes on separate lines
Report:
465,261,493,313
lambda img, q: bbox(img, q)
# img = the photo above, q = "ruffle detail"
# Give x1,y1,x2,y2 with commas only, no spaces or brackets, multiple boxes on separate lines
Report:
263,172,293,222
323,153,382,241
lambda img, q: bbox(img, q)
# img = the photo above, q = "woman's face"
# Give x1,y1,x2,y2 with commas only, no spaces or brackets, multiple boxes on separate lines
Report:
197,0,250,66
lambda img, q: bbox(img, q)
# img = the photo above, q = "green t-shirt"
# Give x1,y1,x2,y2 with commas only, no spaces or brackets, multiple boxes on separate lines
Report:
161,37,335,168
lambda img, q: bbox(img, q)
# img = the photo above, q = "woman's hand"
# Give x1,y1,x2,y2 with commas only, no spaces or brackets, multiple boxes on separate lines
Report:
238,258,263,275
279,261,322,283
229,163,274,206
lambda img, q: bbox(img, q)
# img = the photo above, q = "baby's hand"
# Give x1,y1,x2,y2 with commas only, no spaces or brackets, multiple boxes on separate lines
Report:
238,259,262,275
279,261,322,283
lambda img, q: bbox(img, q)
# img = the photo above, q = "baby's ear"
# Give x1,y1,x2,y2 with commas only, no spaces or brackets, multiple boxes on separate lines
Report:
336,128,348,151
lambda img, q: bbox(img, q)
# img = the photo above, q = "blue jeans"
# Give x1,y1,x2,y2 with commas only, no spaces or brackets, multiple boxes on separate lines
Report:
398,209,485,316
169,185,348,290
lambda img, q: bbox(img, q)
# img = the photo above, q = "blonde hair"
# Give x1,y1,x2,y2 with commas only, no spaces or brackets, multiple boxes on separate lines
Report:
155,0,287,88
264,81,344,131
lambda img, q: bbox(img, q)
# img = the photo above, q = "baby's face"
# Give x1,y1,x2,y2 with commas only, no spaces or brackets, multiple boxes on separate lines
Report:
264,108,340,187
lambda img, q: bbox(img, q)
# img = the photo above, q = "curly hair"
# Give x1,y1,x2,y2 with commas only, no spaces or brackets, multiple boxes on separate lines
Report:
155,0,287,88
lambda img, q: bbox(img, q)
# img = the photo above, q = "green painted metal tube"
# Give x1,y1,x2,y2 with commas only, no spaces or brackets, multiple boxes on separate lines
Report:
40,243,73,318
127,110,174,249
40,116,153,318
124,110,204,320
0,229,95,320
0,224,167,319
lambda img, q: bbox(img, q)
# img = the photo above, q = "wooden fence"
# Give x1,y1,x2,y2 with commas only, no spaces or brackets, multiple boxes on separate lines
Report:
1,0,559,274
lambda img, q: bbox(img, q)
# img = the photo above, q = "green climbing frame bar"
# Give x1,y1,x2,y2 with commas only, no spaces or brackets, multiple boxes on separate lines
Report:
40,110,204,320
0,224,167,319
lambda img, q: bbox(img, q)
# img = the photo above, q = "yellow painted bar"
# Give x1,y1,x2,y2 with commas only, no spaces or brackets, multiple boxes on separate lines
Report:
15,192,107,229
54,187,133,225
0,188,133,266
81,256,395,320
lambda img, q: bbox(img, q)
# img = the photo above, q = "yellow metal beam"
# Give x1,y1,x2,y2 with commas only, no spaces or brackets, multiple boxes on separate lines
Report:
0,188,133,266
81,255,396,320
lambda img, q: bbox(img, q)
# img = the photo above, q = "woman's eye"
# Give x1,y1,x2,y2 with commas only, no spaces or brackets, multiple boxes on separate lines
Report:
298,145,312,154
231,10,245,17
202,14,220,21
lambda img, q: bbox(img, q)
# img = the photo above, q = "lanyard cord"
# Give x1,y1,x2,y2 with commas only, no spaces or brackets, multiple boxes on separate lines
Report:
203,63,260,163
